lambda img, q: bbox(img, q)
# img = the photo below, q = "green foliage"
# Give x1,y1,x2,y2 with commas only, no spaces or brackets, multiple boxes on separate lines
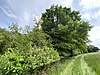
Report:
9,23,21,33
41,5,81,32
0,23,60,75
0,24,29,54
0,4,95,75
87,45,100,52
41,5,92,57
0,28,11,54
0,47,60,75
29,28,52,47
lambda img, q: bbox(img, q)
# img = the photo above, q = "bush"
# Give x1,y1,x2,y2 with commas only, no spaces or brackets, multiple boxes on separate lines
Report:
0,46,60,75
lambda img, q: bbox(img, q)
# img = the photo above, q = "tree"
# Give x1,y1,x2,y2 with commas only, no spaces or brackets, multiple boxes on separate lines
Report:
9,23,20,34
0,28,11,54
87,45,100,52
41,5,92,57
92,46,100,52
28,28,52,47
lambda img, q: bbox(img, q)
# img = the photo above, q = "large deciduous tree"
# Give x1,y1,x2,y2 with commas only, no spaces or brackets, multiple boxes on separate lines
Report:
41,5,92,57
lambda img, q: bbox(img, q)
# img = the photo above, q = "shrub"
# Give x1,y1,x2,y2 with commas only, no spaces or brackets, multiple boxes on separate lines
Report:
0,46,60,75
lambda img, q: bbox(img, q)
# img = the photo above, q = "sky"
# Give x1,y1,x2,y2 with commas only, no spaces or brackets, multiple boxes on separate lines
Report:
0,0,100,48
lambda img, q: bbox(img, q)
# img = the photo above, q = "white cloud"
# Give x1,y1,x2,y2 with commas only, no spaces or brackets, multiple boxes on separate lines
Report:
80,0,100,9
90,10,100,19
88,26,100,48
60,0,73,7
23,11,30,23
78,0,100,26
1,0,73,27
0,5,17,19
89,26,100,40
81,13,92,20
96,10,100,17
81,10,100,22
3,0,52,27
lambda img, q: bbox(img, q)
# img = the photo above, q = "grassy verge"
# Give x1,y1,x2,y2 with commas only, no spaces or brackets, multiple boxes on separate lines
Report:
47,52,100,75
84,52,100,75
47,57,75,75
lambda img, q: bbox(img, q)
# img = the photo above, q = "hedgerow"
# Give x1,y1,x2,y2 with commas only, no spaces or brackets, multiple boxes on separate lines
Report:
0,46,60,75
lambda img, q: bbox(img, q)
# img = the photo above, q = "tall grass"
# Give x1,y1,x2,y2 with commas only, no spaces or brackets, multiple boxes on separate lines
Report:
47,57,74,75
71,56,83,75
84,52,100,75
47,53,100,75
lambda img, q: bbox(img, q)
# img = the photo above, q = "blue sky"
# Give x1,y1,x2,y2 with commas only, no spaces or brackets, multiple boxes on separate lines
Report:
0,0,100,48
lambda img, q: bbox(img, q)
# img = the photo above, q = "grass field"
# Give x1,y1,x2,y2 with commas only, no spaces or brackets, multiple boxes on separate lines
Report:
48,52,100,75
84,53,100,75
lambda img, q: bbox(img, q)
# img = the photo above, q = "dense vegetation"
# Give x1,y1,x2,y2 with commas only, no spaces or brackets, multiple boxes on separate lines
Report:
41,5,92,56
0,5,99,75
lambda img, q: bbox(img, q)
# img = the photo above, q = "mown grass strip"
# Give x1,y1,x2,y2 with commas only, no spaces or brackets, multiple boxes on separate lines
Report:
48,57,75,75
48,52,100,75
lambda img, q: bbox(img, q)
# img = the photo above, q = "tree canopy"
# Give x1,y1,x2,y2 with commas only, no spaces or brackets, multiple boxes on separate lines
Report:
41,5,92,56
